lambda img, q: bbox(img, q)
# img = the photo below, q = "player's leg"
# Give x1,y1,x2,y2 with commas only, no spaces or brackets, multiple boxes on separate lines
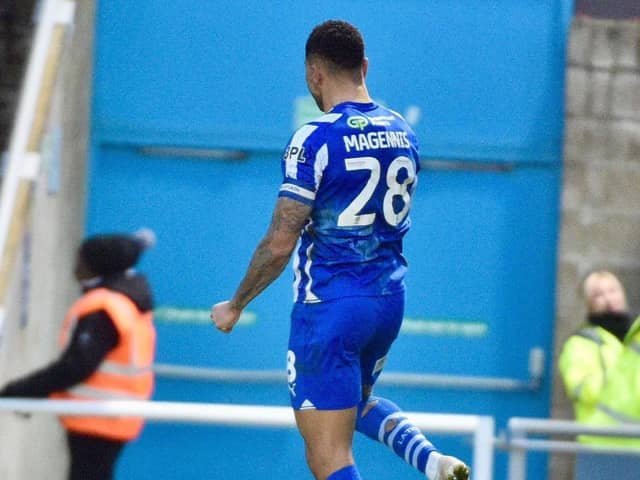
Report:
356,394,469,480
294,408,361,480
355,292,470,480
287,300,366,480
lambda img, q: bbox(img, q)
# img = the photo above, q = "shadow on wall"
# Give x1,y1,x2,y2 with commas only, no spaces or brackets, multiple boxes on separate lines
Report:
0,0,38,151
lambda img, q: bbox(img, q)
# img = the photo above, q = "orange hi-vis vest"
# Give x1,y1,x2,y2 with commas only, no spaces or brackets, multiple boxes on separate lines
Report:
51,288,156,441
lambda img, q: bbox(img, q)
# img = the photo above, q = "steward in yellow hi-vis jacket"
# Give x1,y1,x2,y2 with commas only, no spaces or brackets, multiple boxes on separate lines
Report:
582,316,640,447
0,229,157,480
558,270,640,448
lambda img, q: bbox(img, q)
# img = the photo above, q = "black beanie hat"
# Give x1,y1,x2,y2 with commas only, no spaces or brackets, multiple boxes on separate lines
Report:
79,228,156,276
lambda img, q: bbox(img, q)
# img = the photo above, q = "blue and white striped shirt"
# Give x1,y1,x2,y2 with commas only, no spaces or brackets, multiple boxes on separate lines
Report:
279,101,420,303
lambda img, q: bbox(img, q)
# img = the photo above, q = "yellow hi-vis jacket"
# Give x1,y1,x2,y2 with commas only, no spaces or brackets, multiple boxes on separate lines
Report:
559,319,640,448
51,288,156,441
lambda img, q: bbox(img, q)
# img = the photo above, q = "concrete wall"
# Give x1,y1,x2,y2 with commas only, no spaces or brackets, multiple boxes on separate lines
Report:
0,1,95,479
576,0,640,19
550,16,640,480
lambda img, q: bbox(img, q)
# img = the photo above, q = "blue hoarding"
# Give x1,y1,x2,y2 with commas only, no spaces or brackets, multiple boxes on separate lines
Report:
89,1,573,478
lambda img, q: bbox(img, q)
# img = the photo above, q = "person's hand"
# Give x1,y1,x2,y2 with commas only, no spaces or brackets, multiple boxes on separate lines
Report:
210,301,241,334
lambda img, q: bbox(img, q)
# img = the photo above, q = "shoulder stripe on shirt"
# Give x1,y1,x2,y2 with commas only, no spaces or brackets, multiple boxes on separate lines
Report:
314,113,342,123
314,144,329,189
286,125,318,179
387,108,406,121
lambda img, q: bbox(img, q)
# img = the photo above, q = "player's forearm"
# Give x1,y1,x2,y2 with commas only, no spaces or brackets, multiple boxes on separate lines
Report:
229,197,309,311
230,238,292,311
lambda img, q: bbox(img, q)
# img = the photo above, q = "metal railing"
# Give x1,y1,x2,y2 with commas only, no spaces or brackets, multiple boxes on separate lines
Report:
0,398,495,479
154,346,545,393
503,417,640,480
0,0,75,331
6,399,640,479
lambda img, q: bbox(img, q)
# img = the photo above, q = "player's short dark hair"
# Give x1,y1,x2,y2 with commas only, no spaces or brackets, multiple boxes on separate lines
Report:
305,20,365,71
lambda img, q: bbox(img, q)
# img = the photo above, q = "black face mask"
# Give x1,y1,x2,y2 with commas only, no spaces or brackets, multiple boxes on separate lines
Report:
587,311,633,342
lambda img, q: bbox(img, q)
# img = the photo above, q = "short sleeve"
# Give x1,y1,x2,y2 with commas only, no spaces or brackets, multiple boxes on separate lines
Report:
279,124,326,206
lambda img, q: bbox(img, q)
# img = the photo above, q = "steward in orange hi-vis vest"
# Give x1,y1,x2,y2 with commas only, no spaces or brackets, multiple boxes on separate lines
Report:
51,287,156,440
0,228,156,480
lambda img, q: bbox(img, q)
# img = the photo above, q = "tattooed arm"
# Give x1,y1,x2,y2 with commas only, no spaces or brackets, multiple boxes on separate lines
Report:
231,197,311,309
211,197,312,333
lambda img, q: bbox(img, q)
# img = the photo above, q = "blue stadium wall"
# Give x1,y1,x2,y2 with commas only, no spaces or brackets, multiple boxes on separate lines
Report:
88,1,574,479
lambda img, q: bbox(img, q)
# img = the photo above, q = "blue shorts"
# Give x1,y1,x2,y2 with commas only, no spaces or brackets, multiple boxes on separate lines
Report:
287,292,404,410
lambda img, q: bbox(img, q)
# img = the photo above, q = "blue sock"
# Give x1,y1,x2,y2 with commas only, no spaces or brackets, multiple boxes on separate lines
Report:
326,465,361,480
356,396,438,474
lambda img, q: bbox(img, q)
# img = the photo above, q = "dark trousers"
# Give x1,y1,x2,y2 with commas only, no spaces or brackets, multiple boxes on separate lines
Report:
66,431,126,480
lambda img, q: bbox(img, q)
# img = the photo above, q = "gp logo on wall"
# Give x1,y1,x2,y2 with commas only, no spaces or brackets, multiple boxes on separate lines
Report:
347,115,369,130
